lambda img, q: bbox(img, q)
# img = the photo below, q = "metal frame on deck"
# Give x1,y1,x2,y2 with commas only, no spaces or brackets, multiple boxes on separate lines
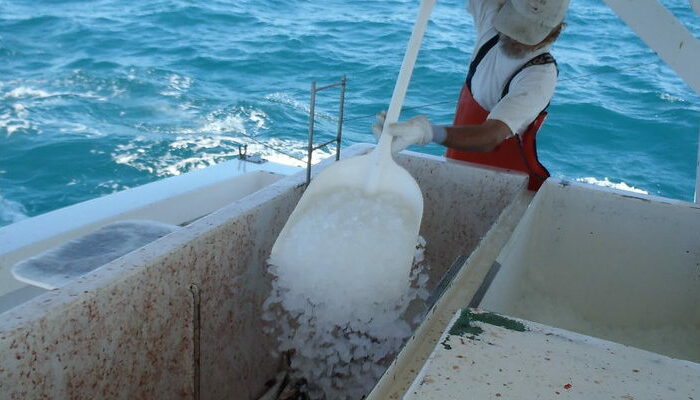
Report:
306,76,347,185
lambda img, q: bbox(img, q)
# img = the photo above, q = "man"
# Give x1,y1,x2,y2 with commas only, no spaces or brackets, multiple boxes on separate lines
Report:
374,0,569,190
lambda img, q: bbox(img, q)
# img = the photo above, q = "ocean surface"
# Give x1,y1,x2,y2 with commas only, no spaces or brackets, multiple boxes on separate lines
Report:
1,0,699,227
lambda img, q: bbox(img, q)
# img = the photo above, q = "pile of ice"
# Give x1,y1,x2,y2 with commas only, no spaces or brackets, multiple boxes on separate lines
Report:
264,189,429,399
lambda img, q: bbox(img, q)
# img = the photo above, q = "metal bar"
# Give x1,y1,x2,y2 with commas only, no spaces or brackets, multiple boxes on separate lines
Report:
468,261,502,309
306,81,317,185
602,0,700,96
424,254,469,312
315,81,344,91
189,283,201,400
696,124,700,203
305,77,346,182
312,139,338,151
336,75,346,161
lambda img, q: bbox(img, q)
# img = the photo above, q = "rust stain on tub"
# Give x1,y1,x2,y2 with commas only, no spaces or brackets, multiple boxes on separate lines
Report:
0,250,197,399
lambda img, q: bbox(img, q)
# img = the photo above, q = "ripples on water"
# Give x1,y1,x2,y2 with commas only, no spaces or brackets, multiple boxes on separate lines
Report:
1,0,699,225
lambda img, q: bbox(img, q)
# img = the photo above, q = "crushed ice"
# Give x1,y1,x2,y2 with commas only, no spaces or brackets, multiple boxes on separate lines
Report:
264,190,429,399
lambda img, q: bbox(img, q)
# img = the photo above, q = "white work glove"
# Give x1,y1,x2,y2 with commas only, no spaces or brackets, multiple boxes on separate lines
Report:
372,111,444,153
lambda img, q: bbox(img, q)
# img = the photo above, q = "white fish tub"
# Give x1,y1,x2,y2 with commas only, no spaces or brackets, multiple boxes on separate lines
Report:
0,144,529,399
480,180,700,362
367,178,700,400
0,157,297,313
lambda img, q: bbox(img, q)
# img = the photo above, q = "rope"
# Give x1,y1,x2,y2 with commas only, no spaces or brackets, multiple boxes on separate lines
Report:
558,60,661,82
343,60,662,123
239,60,662,161
342,100,455,123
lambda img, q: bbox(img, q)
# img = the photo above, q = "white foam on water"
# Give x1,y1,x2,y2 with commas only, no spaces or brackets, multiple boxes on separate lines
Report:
160,73,193,98
0,101,31,137
263,92,336,122
265,188,429,399
576,177,648,194
0,195,28,225
2,87,53,99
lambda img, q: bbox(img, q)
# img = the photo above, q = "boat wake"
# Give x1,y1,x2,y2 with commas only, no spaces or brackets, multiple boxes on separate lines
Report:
0,195,28,226
576,177,648,194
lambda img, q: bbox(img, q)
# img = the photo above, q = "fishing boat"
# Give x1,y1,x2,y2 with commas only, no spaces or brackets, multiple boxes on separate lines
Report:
0,0,698,398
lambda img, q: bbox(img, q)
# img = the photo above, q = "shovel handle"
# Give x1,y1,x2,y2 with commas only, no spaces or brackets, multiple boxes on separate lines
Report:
378,0,437,152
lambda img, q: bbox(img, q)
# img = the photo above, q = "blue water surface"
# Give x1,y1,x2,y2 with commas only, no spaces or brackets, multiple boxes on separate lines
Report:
1,0,699,226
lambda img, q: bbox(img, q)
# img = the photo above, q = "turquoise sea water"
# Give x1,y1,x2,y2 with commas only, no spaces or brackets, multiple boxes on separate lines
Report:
1,0,699,227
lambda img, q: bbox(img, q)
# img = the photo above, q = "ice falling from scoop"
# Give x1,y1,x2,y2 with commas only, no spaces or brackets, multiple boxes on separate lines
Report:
264,188,428,399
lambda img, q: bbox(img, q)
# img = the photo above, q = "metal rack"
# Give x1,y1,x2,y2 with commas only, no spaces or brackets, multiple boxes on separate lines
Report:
306,76,347,185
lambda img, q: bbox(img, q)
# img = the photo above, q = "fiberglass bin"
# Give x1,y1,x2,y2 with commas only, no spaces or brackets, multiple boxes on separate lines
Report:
480,179,700,363
0,144,532,399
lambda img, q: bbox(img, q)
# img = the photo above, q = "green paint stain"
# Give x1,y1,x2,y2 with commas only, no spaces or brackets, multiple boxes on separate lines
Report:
441,335,452,350
448,309,526,338
448,310,484,337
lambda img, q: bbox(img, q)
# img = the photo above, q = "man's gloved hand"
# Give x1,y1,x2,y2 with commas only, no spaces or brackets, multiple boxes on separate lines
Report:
372,111,436,153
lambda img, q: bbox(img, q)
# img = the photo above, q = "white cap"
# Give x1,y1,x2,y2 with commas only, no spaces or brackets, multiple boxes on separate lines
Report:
493,0,570,46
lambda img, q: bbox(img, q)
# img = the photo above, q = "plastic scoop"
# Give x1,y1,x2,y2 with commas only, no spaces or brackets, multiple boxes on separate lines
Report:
270,0,435,282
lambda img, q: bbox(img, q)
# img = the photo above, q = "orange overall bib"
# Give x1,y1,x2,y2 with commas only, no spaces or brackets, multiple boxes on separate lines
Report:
445,35,554,191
